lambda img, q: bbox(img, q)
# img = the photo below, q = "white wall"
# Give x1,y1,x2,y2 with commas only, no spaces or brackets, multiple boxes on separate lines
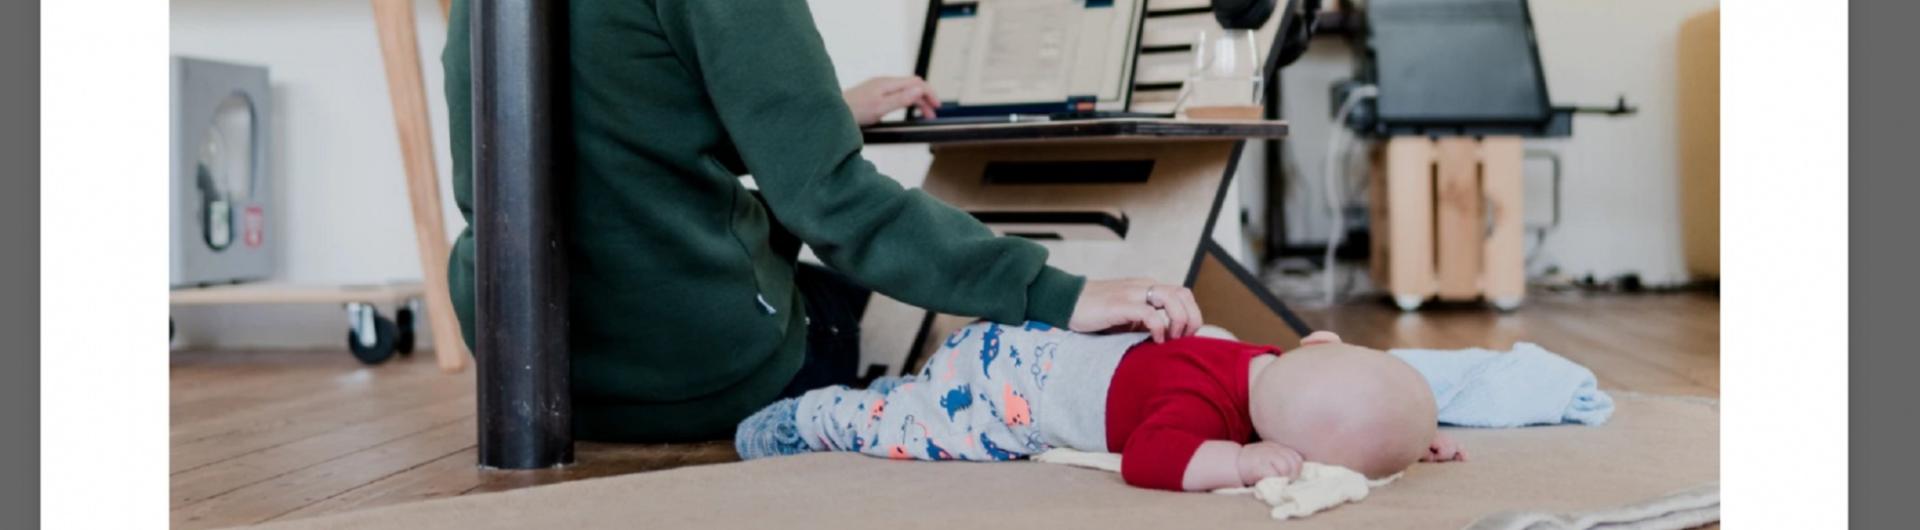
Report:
1278,0,1719,286
171,0,460,349
1526,0,1719,285
810,0,937,190
1274,37,1359,253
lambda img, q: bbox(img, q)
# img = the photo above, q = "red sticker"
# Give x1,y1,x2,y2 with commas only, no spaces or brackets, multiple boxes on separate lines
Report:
243,206,265,248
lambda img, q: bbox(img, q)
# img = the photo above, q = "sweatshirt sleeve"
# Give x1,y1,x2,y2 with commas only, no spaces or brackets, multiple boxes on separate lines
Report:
651,0,1084,326
1119,395,1234,491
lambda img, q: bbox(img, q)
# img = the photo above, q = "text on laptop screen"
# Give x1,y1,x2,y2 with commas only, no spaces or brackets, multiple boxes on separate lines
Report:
920,0,1145,114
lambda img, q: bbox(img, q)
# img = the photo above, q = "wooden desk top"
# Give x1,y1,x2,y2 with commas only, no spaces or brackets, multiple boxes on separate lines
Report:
861,118,1289,145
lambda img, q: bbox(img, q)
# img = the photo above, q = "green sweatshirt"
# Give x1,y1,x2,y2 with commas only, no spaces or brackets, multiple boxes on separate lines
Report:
442,0,1085,441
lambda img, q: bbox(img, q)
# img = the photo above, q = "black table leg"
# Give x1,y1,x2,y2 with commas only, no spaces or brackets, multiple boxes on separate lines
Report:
471,0,572,469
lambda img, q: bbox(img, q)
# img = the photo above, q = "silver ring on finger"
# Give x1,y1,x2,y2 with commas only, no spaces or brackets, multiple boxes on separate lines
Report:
1145,286,1163,308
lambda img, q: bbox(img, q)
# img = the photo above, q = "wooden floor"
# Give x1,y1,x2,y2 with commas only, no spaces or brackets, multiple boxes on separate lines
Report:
171,290,1716,528
169,351,736,529
1292,290,1719,397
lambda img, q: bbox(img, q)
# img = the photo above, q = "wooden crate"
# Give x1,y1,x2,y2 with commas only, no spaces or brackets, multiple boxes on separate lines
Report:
1369,135,1526,311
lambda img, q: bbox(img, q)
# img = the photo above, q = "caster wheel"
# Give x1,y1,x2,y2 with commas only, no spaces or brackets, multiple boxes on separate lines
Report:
346,303,398,365
1490,297,1523,312
1393,295,1425,312
394,303,417,356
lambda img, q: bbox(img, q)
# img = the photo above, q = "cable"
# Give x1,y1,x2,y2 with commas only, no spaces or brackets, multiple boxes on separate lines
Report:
1319,85,1377,305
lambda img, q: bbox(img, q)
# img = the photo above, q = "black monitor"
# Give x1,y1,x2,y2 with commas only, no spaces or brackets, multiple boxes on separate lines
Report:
1364,0,1558,134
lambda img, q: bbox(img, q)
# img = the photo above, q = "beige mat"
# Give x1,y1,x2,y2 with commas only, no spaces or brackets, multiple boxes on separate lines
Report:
252,394,1717,530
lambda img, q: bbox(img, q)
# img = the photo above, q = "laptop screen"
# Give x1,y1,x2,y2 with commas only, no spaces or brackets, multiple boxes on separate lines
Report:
914,0,1148,117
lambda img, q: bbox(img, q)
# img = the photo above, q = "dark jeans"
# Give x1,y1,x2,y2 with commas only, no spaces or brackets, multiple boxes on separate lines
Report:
777,263,872,398
751,190,872,397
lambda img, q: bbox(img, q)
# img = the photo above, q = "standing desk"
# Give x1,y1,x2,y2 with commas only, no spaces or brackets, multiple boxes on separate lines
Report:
858,119,1311,373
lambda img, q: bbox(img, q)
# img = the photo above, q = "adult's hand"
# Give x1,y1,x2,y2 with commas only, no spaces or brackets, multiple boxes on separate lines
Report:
1067,278,1203,343
842,76,941,126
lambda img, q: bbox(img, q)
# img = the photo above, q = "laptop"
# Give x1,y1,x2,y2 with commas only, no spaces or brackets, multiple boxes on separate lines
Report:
873,0,1167,128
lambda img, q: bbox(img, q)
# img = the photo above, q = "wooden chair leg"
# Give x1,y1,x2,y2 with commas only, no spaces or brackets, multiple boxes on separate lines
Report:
1368,145,1390,289
1480,136,1526,310
371,0,469,373
1385,137,1436,310
1433,137,1481,301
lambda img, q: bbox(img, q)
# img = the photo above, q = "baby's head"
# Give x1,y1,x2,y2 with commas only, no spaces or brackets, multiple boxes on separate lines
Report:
1249,332,1437,479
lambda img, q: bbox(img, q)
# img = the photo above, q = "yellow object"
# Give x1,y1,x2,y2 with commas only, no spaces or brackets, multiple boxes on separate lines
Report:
1678,8,1720,280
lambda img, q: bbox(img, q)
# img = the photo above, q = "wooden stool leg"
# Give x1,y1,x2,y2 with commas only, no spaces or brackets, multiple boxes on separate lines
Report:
1384,138,1436,310
1368,146,1390,289
1433,137,1481,301
371,0,469,373
1480,137,1526,310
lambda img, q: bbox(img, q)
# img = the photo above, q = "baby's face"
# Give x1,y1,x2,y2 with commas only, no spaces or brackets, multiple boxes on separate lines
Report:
1248,338,1438,478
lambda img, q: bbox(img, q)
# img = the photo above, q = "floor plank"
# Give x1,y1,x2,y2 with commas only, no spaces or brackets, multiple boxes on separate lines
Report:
170,363,397,426
172,418,478,529
172,290,1717,527
1291,290,1720,397
172,396,473,508
170,359,472,472
273,448,485,521
171,359,458,436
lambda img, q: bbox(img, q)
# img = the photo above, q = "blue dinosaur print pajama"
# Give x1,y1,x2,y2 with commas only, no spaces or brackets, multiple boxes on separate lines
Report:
794,321,1148,461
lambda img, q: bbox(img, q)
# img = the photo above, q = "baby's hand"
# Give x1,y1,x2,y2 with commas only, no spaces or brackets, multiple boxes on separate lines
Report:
1422,431,1467,463
1235,441,1304,485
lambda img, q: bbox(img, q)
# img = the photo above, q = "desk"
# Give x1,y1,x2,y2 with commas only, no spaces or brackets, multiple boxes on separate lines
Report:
859,119,1311,373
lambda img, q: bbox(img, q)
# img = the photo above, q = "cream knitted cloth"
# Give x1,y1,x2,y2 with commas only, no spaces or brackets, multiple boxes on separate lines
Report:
1033,448,1398,521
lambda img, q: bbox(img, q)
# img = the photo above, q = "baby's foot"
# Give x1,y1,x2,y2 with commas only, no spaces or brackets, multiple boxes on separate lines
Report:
734,398,810,460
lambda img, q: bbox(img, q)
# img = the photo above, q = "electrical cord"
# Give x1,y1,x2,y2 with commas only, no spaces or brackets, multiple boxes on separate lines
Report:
1319,85,1377,305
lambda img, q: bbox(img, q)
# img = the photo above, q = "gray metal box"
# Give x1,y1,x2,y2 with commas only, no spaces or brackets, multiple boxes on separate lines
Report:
171,56,274,287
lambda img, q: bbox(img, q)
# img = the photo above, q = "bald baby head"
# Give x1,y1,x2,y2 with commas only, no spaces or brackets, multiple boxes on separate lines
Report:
1248,342,1437,479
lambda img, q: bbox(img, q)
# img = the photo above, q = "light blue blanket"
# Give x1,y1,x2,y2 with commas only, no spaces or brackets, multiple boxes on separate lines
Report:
1389,342,1614,427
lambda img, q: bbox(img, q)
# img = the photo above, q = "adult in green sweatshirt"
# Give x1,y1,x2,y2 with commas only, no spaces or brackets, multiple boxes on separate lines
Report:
442,0,1205,442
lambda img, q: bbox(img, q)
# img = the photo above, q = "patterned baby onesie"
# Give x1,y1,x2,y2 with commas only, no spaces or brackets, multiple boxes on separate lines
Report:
794,321,1148,461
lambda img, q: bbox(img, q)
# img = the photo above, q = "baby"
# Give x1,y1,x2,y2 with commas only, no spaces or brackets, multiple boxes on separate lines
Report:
736,321,1464,491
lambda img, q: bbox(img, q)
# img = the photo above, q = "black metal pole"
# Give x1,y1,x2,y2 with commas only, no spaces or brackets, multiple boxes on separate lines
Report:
472,0,572,469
